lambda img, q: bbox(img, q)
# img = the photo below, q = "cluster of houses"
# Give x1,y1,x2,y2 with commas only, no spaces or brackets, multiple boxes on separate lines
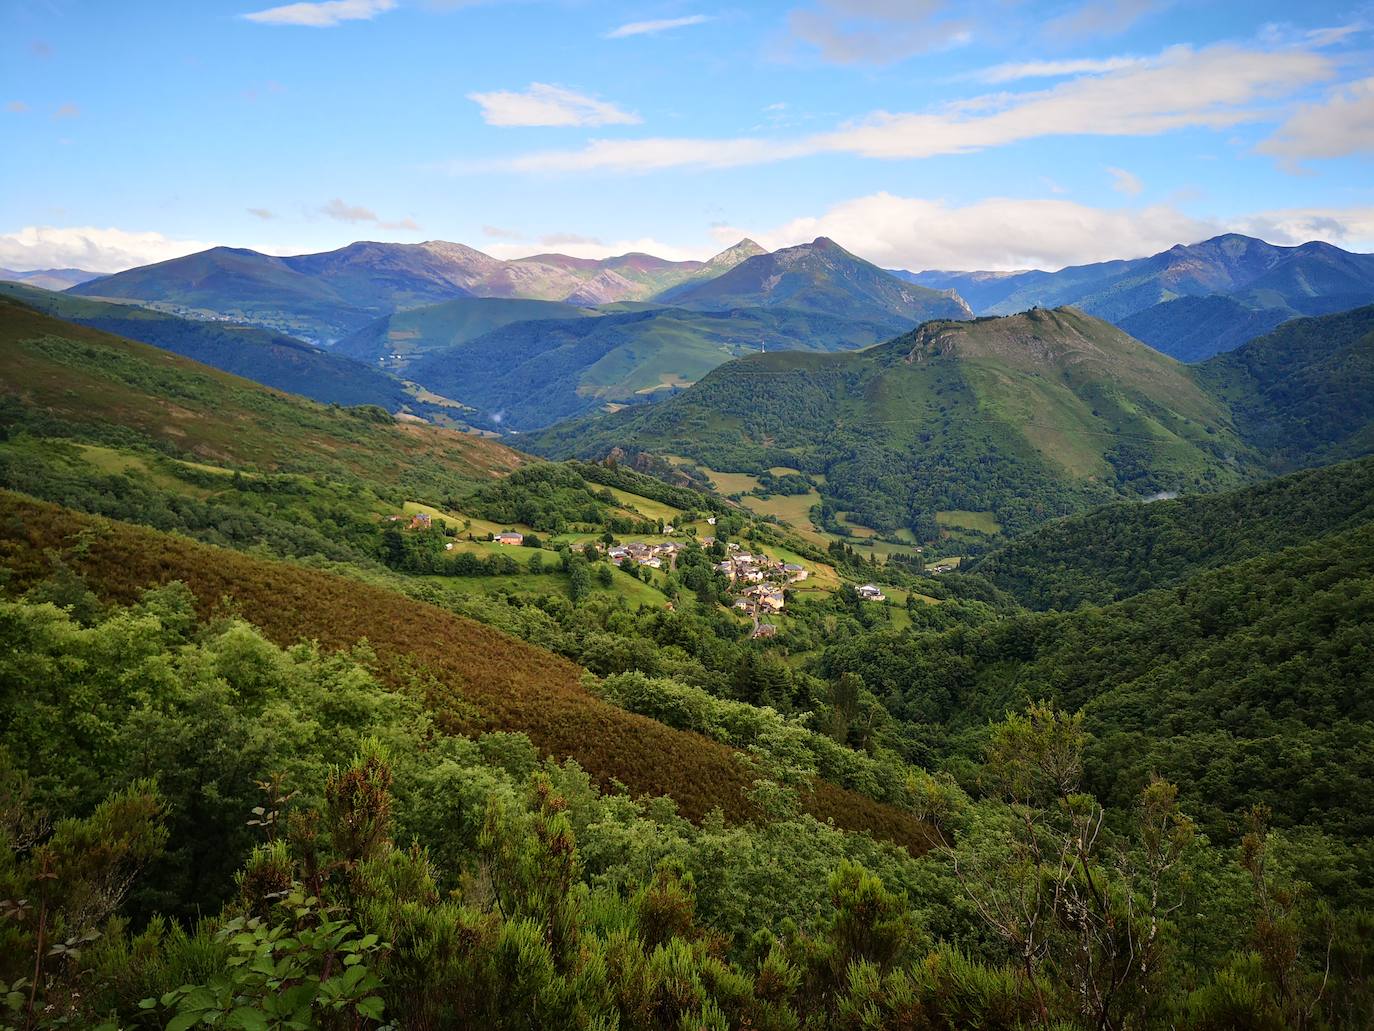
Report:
716,544,812,634
605,539,686,570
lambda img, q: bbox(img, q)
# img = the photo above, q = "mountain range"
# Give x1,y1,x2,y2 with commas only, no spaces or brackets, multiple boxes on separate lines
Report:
325,238,974,429
0,266,101,291
899,234,1374,361
67,237,771,343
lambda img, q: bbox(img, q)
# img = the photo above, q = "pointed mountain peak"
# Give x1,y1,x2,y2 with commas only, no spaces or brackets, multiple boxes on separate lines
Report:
701,238,769,274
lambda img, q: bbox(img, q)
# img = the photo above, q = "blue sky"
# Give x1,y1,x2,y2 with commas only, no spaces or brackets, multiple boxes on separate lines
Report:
2,0,1372,273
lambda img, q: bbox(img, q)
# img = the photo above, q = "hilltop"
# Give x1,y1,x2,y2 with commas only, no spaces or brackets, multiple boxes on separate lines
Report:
529,307,1249,538
0,265,100,290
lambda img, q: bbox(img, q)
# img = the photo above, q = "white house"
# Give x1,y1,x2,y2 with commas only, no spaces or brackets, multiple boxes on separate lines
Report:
857,583,886,602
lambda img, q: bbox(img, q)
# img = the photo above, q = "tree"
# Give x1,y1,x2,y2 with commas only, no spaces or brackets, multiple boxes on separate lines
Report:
829,672,863,745
569,560,592,604
947,703,1196,1029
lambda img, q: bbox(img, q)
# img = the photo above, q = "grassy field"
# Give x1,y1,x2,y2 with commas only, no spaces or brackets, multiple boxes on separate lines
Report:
742,489,822,528
602,485,684,523
401,501,530,538
835,512,878,538
699,466,764,496
936,509,1003,534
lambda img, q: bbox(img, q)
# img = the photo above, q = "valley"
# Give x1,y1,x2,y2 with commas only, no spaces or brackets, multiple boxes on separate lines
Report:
4,230,1374,1031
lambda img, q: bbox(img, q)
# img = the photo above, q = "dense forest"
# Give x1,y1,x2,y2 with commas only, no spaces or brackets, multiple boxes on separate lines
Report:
972,455,1374,609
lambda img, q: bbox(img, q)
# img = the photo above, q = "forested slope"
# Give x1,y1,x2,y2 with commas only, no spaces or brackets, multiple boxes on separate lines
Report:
825,522,1374,882
973,454,1374,608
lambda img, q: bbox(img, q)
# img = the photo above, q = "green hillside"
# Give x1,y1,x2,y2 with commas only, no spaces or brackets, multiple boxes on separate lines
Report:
530,307,1253,538
972,453,1374,609
823,519,1374,876
407,304,902,430
1196,303,1374,468
0,283,425,412
0,297,524,491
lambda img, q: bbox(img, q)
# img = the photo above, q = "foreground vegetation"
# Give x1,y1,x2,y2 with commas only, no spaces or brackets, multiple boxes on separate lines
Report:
3,301,1373,1028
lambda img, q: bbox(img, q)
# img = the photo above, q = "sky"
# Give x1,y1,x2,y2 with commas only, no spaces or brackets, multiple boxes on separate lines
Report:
2,0,1373,274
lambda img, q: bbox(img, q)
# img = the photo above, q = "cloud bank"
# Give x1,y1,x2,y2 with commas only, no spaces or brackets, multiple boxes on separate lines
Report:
710,193,1374,272
0,226,217,274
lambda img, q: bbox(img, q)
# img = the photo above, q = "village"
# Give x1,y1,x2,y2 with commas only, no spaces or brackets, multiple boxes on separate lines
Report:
390,507,896,639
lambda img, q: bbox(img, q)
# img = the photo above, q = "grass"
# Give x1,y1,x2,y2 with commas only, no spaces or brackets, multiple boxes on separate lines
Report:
936,510,1003,534
742,490,822,529
602,486,684,523
835,513,878,538
700,467,764,496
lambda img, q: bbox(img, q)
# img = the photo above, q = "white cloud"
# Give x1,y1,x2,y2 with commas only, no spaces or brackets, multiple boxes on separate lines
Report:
242,0,395,27
468,83,641,128
0,226,217,273
710,192,1374,272
1259,76,1374,166
788,0,972,66
320,198,420,230
974,56,1145,83
1107,166,1143,195
5,101,29,114
711,194,1216,271
472,43,1335,172
247,208,276,219
606,15,712,38
53,103,80,119
1228,207,1374,250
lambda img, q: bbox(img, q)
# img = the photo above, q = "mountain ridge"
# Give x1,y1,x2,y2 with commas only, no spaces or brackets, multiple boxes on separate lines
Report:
70,237,768,342
898,233,1374,361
